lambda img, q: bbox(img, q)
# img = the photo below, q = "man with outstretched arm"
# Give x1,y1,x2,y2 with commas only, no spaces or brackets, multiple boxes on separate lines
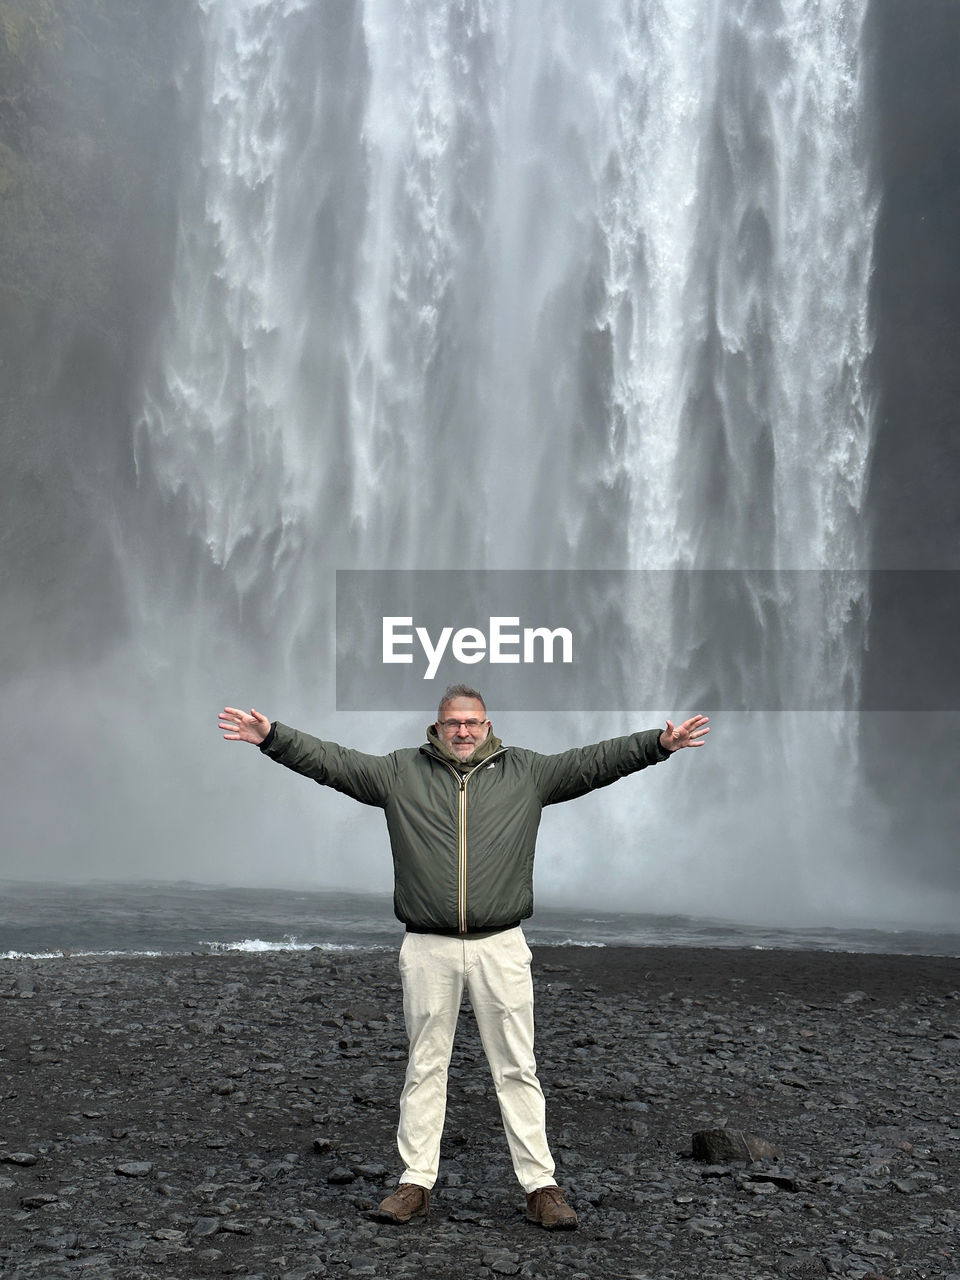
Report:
219,687,708,1229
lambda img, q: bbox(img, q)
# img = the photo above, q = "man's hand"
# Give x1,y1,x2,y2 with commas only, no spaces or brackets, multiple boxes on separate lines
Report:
659,714,709,753
219,707,272,745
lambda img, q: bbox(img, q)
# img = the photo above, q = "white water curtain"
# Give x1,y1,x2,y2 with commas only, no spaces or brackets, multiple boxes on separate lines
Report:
119,0,897,921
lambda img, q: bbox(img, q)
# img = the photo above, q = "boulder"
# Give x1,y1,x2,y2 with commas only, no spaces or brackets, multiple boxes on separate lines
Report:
692,1128,782,1164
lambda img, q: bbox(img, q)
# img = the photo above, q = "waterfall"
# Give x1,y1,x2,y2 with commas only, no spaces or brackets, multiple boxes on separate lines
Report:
120,0,903,921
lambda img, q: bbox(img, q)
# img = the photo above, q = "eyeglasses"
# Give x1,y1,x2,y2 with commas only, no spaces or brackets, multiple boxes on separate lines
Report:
439,719,487,732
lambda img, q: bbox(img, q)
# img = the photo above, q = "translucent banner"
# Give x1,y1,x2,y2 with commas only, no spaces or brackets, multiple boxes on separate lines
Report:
335,570,958,711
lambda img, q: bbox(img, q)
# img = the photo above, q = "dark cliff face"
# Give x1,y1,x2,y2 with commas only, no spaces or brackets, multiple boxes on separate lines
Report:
867,0,960,569
861,0,960,884
0,0,190,672
0,0,187,331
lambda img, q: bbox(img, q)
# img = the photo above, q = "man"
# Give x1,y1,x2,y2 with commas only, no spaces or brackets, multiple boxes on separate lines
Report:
219,688,708,1229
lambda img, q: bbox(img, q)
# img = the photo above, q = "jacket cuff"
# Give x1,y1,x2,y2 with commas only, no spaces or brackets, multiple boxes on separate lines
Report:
259,721,278,752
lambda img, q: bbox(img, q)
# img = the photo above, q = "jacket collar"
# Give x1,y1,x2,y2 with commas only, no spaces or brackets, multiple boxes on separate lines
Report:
424,724,504,770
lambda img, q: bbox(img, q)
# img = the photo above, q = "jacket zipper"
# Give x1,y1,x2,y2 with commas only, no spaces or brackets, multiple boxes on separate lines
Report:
429,748,506,934
456,772,468,933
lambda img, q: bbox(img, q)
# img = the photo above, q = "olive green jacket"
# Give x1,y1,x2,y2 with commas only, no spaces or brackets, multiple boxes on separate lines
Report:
261,721,670,933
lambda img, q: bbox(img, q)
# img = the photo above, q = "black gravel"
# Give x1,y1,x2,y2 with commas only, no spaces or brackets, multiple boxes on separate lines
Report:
1,946,958,1279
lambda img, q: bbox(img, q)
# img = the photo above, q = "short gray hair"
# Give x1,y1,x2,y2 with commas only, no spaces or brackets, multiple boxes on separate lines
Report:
437,685,487,722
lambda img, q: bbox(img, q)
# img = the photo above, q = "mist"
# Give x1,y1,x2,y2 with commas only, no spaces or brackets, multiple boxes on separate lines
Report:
1,0,958,932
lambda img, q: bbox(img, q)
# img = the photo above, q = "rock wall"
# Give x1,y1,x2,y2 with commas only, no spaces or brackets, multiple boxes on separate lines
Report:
868,0,960,570
862,0,960,879
0,0,189,672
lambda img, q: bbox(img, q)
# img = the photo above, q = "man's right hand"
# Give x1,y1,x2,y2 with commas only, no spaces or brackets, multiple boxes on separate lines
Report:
219,707,272,745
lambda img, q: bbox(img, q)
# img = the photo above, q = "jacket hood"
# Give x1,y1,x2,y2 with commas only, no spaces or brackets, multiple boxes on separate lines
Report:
425,724,504,768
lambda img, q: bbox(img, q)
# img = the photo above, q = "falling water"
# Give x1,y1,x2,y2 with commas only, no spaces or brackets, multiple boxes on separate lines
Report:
111,0,923,923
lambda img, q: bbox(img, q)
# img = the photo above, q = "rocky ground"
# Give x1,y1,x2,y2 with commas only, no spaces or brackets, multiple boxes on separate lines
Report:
1,945,958,1280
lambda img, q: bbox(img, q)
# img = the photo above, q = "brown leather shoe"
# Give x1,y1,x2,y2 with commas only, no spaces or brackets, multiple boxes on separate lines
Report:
525,1185,578,1230
374,1183,430,1223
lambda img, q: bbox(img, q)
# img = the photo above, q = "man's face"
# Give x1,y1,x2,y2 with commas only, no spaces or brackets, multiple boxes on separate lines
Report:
436,696,490,761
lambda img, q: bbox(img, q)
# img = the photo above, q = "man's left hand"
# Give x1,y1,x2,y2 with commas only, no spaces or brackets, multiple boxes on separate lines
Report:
659,715,710,753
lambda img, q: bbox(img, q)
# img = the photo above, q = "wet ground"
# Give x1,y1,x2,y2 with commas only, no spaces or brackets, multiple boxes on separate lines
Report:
1,945,958,1279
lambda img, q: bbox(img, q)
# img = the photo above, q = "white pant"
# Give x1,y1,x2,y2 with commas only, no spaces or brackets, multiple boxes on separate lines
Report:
396,926,557,1194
